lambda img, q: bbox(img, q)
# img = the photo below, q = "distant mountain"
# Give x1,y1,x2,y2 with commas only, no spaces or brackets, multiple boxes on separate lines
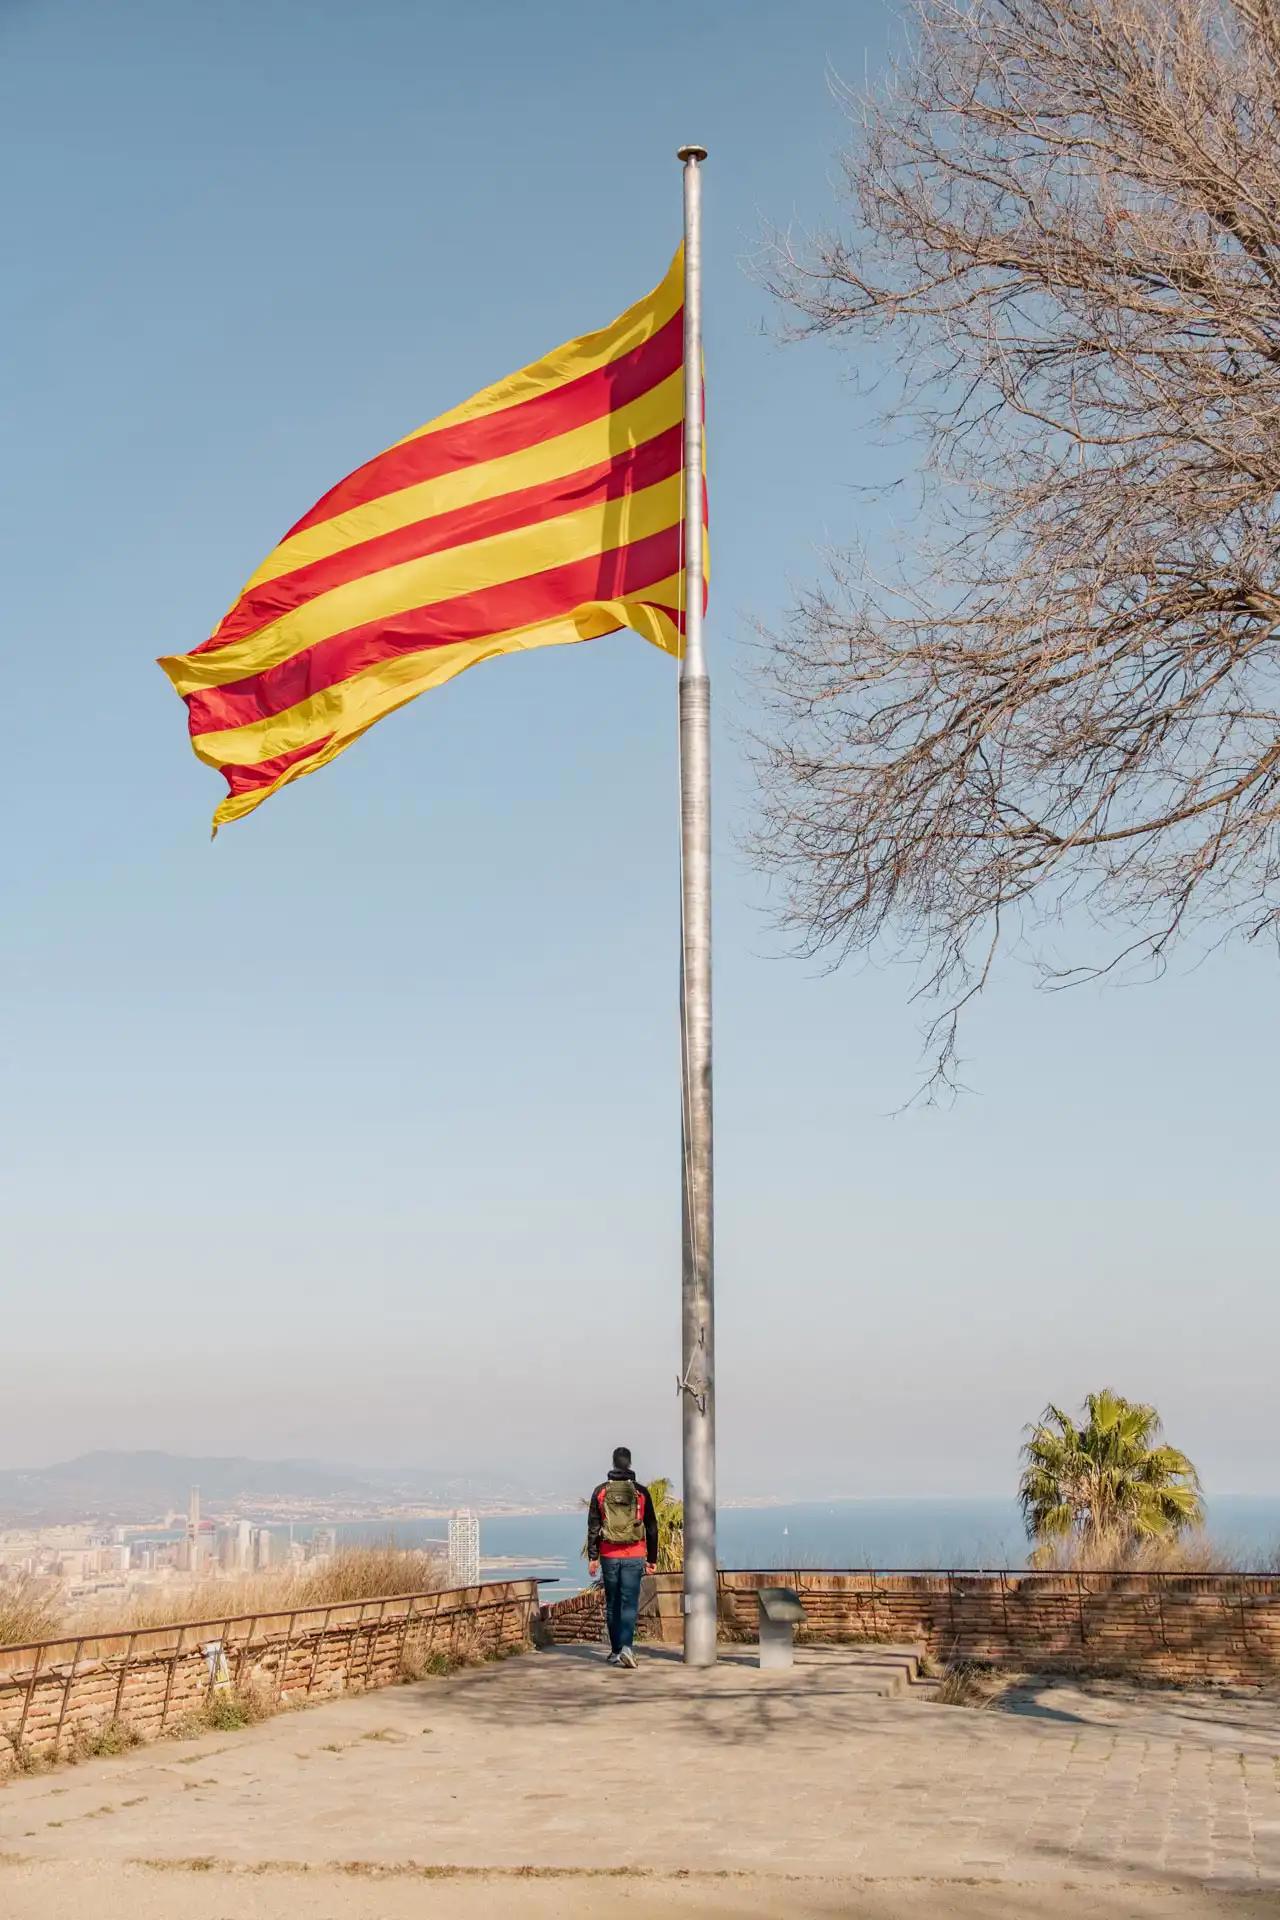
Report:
0,1451,558,1526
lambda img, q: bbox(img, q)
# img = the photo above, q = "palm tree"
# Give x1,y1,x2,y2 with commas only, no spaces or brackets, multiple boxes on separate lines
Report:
645,1477,684,1572
1018,1389,1204,1560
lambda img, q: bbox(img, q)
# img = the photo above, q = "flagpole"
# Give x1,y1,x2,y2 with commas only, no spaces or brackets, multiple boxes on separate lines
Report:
676,142,716,1668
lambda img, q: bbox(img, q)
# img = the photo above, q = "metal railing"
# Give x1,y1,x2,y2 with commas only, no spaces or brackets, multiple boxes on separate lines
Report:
717,1566,1280,1580
0,1578,539,1750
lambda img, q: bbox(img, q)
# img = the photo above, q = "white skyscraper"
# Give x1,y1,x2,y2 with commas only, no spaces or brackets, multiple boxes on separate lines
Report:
448,1509,480,1588
185,1487,203,1572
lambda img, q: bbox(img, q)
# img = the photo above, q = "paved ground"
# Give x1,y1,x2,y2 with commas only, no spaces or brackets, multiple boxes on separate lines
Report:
2,1643,1279,1918
1003,1676,1280,1755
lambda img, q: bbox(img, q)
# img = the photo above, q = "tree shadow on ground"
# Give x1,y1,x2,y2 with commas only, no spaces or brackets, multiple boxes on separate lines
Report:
1027,1833,1275,1904
441,1644,952,1749
997,1679,1280,1753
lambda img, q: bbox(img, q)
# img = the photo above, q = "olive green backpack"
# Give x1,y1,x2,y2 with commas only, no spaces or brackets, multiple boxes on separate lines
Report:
600,1479,643,1546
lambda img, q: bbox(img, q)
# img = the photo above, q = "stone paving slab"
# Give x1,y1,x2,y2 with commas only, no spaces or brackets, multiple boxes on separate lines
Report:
1,1644,1277,1897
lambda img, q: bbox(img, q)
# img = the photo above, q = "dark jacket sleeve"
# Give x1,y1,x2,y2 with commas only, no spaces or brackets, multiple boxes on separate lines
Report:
586,1484,605,1563
638,1485,660,1564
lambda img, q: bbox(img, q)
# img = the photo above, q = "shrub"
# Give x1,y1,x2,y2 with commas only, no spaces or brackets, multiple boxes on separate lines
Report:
67,1718,142,1761
1,1733,44,1775
202,1688,264,1731
933,1661,999,1709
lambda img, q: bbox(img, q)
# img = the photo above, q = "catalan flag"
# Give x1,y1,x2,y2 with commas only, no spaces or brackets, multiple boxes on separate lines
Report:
160,249,699,831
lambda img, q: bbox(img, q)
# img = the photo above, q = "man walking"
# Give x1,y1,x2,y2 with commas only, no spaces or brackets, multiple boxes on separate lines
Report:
587,1446,659,1668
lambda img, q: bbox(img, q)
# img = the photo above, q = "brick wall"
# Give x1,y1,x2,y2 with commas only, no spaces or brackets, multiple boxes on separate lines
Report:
538,1585,609,1643
0,1579,538,1776
541,1570,1280,1685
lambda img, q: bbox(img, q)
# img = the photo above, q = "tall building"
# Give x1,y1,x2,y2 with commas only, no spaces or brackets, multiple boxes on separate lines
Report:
253,1526,272,1570
185,1487,203,1573
448,1509,480,1588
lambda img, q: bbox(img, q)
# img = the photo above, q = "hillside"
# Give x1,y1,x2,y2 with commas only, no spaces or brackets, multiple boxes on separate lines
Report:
0,1451,555,1525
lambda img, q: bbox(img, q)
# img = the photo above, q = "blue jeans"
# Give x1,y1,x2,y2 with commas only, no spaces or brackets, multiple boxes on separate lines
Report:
601,1557,644,1653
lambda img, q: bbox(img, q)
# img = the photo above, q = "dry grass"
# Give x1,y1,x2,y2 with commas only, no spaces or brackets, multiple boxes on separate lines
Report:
289,1544,448,1607
1028,1529,1280,1576
2,1547,447,1648
0,1577,63,1647
932,1660,1003,1709
73,1546,446,1637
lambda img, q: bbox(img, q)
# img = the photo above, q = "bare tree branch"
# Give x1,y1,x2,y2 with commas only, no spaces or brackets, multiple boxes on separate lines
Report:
753,0,1280,1094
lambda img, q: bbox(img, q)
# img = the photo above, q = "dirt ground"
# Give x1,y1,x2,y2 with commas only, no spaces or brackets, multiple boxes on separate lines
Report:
2,1863,1278,1920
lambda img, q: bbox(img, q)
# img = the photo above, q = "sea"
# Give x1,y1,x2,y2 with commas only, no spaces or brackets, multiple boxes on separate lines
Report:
283,1495,1280,1601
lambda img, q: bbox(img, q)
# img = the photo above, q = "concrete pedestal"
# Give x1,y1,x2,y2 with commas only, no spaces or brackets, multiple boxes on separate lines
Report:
756,1586,807,1671
759,1613,796,1670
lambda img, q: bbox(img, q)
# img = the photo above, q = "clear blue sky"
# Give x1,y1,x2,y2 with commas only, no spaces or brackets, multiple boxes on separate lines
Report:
2,0,1273,1506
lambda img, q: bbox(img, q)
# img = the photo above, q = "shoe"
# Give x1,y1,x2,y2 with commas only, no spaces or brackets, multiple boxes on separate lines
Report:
606,1652,621,1665
618,1646,637,1669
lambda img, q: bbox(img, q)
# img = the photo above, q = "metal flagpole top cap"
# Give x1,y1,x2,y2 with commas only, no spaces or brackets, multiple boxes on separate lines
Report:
677,143,708,163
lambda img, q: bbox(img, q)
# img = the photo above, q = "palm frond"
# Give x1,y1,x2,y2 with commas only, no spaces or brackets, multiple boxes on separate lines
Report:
1018,1390,1201,1557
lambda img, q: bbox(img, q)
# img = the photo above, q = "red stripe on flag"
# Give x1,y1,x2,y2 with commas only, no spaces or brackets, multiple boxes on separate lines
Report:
186,524,684,738
219,734,335,796
206,424,684,652
281,309,685,540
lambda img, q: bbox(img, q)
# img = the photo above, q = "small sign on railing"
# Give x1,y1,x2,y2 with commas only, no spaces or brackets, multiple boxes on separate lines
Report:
202,1641,231,1692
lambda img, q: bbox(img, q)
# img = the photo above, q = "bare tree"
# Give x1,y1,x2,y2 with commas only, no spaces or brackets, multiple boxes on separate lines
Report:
757,0,1280,1089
